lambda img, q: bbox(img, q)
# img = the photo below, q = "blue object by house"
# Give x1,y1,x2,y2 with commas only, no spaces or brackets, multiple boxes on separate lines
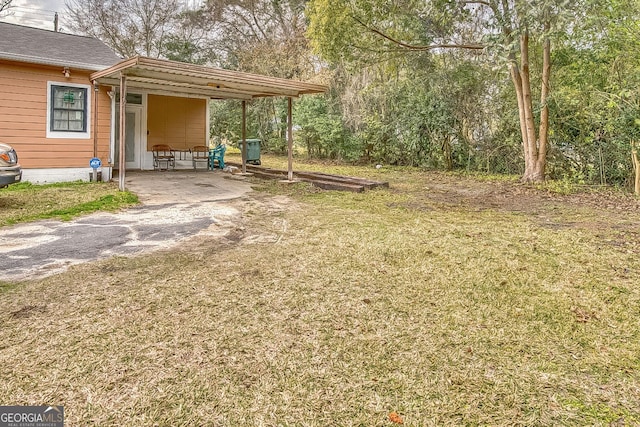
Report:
89,157,102,169
209,145,226,170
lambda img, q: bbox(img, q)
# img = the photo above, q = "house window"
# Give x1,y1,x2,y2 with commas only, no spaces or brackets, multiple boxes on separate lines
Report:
115,92,143,105
46,82,91,139
51,86,87,132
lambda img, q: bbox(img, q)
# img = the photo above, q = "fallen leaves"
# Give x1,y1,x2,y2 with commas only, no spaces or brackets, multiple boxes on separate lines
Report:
389,411,404,424
571,306,600,323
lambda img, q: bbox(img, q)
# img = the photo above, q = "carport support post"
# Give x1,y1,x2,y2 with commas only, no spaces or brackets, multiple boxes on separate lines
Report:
287,97,293,181
241,100,247,174
118,74,127,191
92,80,99,183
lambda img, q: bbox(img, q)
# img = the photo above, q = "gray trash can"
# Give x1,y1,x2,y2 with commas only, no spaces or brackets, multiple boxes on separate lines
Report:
237,139,261,165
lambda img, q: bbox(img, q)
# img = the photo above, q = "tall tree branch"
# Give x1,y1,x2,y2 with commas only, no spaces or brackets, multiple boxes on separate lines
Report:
0,0,12,13
351,15,484,51
463,0,491,6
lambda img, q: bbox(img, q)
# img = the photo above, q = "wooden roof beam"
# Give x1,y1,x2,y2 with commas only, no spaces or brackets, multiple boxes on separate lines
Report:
95,76,255,100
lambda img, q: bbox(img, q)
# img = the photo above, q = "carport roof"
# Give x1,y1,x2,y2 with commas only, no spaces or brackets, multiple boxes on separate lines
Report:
90,56,327,100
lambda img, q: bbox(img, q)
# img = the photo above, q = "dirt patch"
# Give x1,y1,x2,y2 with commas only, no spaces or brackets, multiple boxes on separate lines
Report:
406,172,639,227
10,304,47,319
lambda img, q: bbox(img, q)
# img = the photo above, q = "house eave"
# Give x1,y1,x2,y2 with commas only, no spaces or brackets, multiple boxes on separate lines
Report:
0,52,113,72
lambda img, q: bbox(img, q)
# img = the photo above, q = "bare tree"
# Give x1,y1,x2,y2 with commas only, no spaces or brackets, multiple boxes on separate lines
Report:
64,0,182,58
203,0,315,79
162,8,217,64
0,0,13,14
200,0,319,150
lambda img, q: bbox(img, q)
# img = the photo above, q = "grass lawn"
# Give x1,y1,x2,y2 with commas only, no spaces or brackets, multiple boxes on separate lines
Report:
1,158,639,426
0,181,138,226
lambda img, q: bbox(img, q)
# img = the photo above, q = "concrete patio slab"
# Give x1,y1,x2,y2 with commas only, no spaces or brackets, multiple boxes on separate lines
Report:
0,171,253,281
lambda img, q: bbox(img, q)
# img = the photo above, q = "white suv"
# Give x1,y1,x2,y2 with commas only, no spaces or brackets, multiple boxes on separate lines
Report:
0,143,22,188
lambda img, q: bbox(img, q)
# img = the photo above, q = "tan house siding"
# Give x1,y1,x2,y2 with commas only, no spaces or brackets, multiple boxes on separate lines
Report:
0,60,111,168
147,94,206,150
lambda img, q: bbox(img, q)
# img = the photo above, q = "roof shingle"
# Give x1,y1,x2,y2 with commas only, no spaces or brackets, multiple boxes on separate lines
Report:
0,22,121,70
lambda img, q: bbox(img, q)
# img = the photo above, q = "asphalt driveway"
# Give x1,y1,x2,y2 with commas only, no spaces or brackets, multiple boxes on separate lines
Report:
0,171,252,281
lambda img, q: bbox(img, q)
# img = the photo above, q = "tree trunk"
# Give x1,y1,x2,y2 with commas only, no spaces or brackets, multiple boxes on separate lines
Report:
536,31,551,180
442,136,453,170
509,61,529,171
632,141,640,196
510,30,551,183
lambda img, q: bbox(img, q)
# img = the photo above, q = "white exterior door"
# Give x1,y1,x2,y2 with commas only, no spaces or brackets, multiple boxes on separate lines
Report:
114,106,142,170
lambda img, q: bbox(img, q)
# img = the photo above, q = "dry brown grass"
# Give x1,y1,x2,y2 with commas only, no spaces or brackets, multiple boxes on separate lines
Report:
1,160,639,426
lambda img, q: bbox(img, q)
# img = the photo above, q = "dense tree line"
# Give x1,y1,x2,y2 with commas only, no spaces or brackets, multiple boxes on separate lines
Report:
65,0,640,192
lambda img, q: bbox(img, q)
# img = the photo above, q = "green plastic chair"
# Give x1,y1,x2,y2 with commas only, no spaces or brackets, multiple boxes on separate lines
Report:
209,144,226,170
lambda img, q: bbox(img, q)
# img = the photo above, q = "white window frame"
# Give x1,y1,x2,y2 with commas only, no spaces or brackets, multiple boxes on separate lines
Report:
46,81,91,139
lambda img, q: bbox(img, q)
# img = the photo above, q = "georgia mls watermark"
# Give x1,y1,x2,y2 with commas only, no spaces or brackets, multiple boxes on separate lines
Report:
0,406,64,427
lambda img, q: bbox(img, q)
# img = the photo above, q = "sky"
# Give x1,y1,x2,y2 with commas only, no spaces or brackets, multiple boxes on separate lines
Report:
0,0,65,30
0,0,203,32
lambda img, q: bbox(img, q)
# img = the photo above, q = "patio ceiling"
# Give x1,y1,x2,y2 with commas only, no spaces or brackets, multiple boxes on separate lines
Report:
90,56,328,100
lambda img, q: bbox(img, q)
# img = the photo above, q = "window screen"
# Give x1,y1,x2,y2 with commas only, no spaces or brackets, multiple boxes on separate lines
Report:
51,86,87,132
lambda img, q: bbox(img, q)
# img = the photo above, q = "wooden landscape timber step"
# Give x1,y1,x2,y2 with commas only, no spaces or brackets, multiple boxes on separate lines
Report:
226,162,388,192
303,178,366,192
294,170,389,190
